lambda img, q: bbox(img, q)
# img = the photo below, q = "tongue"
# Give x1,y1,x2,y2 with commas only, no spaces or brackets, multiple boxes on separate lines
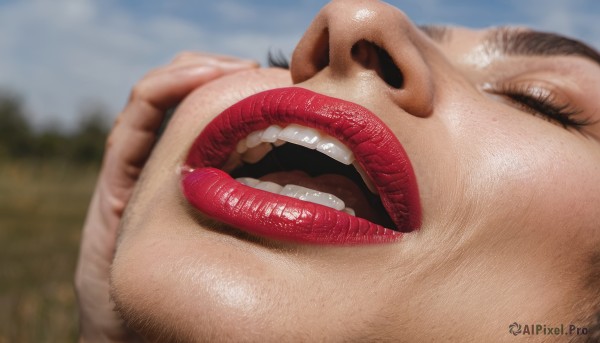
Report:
258,171,382,223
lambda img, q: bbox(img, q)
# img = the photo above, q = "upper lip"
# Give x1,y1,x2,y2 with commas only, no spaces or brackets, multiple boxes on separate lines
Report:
184,87,422,233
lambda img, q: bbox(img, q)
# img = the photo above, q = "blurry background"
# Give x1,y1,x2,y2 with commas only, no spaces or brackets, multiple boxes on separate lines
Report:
0,0,598,341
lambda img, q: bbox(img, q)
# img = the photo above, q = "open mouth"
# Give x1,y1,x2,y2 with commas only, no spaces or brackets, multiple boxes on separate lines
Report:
182,87,421,244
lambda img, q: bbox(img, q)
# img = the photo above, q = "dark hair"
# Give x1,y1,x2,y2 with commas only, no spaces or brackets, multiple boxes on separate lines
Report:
574,251,600,343
585,311,600,343
572,311,599,343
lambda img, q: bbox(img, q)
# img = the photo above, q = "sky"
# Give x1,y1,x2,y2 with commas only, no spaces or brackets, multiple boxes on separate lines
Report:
1,0,599,131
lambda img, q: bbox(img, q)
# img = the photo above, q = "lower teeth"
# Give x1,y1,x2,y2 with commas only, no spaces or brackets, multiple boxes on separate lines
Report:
236,177,355,215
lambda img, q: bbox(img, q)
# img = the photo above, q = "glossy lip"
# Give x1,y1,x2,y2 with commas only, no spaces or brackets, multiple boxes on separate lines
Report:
182,87,421,245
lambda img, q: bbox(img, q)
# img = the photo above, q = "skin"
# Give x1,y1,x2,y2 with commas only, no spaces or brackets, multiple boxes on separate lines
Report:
76,0,600,342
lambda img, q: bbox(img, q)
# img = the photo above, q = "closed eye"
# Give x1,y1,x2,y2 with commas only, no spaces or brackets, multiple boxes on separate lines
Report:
484,82,592,130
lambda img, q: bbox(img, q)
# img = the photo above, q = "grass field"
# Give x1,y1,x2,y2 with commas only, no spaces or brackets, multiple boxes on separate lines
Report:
0,160,98,342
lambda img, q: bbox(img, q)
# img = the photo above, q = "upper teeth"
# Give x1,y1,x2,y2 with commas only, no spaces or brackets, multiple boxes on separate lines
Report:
236,124,378,194
237,124,354,165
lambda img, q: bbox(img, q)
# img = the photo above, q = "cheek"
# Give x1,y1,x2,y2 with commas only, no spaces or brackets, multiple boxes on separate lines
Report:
455,104,600,244
408,100,600,320
112,230,273,338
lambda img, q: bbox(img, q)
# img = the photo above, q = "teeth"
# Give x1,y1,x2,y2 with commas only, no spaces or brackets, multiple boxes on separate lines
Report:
277,124,322,149
316,136,354,165
236,139,248,154
280,184,345,210
236,124,378,194
236,177,260,187
254,181,283,193
241,143,272,164
239,124,355,165
343,207,356,216
273,139,287,147
353,161,378,194
235,177,355,214
261,125,282,143
246,130,264,148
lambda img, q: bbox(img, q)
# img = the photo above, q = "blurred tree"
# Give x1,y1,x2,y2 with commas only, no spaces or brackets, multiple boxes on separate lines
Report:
68,103,110,164
33,123,69,161
0,89,110,164
0,91,32,159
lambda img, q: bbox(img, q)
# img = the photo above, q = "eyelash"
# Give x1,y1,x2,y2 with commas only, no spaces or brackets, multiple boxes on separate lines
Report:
267,50,290,69
488,83,590,129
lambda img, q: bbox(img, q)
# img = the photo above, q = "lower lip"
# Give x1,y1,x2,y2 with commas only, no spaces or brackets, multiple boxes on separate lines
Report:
182,168,402,244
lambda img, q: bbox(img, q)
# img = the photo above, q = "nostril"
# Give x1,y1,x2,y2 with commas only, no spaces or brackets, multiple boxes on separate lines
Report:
375,45,404,89
351,40,403,89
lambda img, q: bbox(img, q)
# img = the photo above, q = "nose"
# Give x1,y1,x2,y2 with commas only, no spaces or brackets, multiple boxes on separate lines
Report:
291,0,434,117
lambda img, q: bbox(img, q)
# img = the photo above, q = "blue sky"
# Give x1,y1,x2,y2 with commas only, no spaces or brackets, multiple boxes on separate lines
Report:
1,0,598,131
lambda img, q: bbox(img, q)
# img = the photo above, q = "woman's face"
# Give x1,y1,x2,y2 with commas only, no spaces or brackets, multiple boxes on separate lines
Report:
111,0,600,341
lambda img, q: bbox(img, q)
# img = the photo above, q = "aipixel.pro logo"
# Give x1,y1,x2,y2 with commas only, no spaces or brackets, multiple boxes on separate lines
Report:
509,322,522,336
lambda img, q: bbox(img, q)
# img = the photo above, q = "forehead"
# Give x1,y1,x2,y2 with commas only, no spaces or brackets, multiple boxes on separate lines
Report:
432,26,488,59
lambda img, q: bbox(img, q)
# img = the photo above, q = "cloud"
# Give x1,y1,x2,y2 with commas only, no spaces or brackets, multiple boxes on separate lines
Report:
213,0,260,23
0,0,303,131
0,0,597,131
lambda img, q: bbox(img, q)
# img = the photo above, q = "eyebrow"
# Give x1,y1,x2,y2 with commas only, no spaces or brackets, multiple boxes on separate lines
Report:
488,28,600,66
419,25,600,67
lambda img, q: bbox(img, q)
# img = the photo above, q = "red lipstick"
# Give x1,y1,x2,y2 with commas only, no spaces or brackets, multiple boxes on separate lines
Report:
182,87,421,245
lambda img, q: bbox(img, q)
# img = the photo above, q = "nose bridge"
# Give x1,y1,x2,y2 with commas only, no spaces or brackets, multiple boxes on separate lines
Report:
291,0,434,117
